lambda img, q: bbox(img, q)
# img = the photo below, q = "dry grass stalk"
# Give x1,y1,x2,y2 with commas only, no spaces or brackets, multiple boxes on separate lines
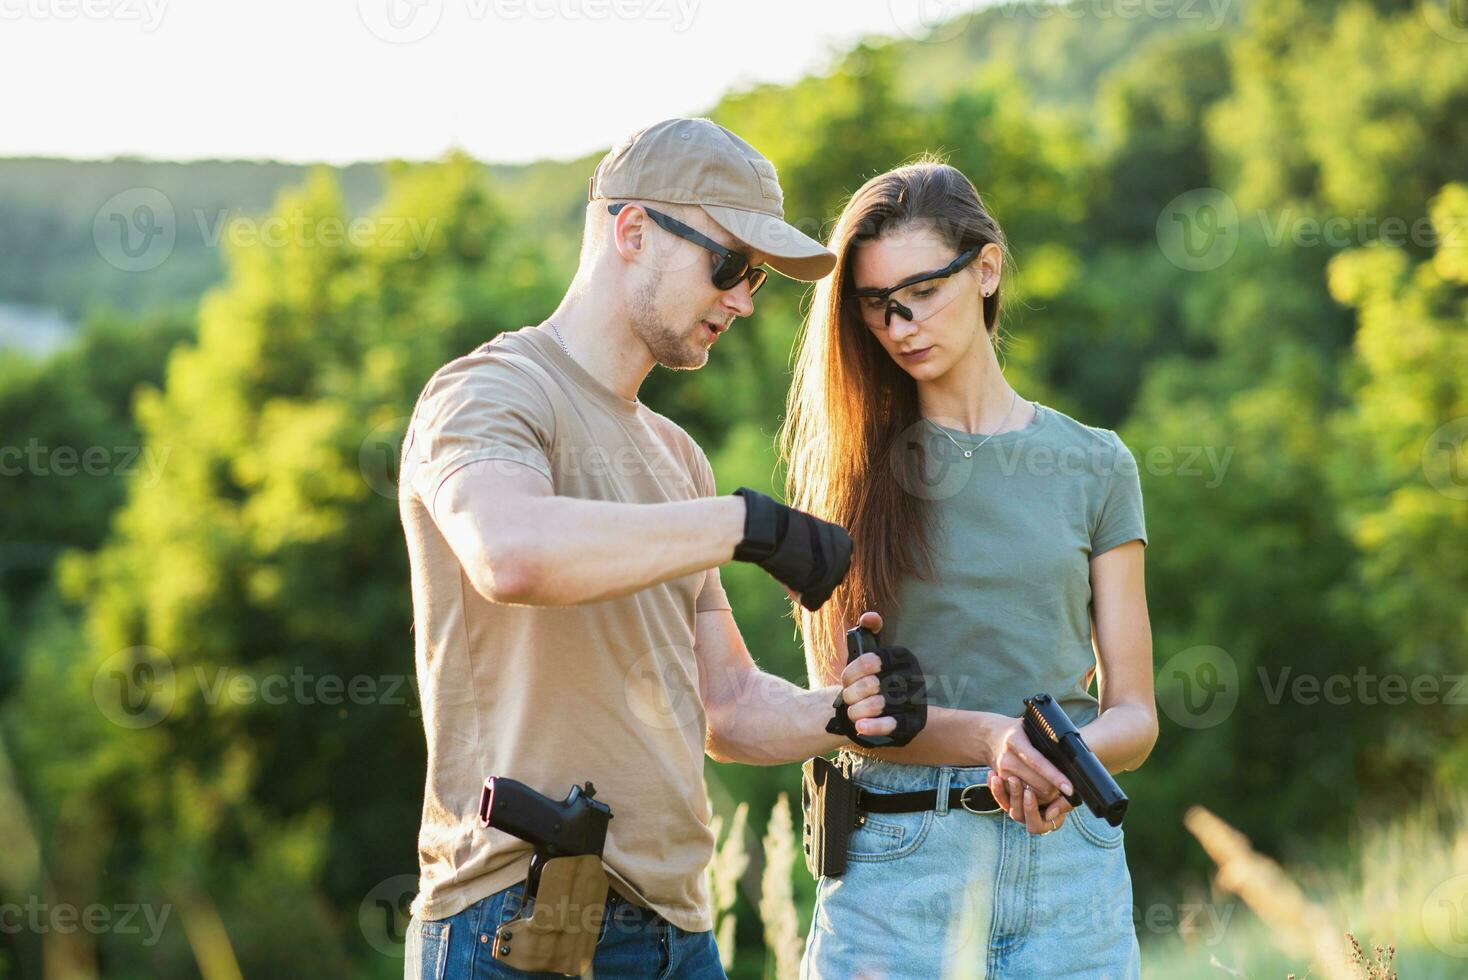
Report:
1184,805,1354,980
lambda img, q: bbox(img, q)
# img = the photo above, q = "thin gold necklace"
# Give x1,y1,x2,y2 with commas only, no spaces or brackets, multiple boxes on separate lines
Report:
928,389,1021,459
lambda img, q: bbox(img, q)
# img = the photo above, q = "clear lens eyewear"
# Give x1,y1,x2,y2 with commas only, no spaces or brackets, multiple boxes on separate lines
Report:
851,248,978,327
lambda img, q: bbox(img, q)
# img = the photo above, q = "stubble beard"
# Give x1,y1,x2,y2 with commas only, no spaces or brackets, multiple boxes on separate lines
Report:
631,271,708,371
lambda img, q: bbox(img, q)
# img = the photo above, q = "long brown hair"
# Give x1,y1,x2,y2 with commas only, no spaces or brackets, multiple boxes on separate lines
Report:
779,159,1014,683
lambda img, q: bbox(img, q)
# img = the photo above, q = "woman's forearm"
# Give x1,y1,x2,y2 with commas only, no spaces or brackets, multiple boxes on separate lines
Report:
1077,703,1158,774
850,701,1157,777
850,707,1003,767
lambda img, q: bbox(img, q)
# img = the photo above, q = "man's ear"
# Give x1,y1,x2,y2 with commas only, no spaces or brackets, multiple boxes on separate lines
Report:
611,204,647,262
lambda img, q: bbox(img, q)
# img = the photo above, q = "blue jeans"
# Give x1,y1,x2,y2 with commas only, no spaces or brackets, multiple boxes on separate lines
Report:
405,879,727,980
801,754,1141,979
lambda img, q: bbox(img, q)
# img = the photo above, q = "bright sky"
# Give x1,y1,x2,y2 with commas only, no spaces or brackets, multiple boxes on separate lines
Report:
1,0,991,164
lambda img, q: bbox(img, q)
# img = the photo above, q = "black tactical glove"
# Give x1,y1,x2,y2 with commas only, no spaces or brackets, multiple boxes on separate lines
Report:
826,627,929,748
732,487,852,611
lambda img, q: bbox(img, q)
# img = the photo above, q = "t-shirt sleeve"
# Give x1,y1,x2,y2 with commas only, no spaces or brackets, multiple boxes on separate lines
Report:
405,354,556,518
1091,430,1148,557
689,443,733,614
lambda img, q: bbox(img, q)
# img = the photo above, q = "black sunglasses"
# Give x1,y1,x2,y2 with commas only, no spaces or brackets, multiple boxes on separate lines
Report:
608,202,768,296
850,248,979,326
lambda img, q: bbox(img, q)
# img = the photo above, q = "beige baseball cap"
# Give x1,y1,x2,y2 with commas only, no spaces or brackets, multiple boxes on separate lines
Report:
588,117,836,282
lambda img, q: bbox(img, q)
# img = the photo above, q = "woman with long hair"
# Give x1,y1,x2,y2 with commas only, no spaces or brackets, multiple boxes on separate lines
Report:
783,160,1155,978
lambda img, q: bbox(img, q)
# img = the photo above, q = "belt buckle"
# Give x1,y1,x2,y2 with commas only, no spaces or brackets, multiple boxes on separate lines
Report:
959,782,1001,815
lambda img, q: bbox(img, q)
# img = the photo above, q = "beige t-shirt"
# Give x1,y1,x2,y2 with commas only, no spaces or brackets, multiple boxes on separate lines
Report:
398,326,731,932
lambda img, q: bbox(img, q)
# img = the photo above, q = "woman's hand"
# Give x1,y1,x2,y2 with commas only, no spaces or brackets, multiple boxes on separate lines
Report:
989,771,1074,835
984,717,1075,835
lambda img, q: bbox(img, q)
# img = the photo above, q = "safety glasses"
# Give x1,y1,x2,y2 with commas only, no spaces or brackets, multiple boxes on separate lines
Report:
608,202,768,296
850,248,979,327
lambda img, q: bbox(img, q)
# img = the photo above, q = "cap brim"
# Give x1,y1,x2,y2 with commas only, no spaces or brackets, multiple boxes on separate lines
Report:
701,204,835,282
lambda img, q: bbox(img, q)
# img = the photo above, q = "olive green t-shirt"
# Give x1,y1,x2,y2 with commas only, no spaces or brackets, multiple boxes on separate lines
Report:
877,402,1147,729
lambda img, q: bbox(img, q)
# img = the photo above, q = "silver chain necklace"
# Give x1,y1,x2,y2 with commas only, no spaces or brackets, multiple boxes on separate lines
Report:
546,319,571,358
928,389,1022,459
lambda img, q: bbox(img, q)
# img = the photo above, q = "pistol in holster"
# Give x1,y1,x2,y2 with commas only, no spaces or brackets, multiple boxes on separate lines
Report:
477,777,613,977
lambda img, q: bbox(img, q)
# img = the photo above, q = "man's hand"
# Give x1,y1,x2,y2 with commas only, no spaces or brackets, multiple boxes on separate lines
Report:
731,488,852,610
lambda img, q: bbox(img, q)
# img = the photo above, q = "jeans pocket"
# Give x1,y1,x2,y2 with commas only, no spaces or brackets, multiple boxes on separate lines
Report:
847,806,933,861
1071,807,1125,849
406,918,450,980
497,881,526,925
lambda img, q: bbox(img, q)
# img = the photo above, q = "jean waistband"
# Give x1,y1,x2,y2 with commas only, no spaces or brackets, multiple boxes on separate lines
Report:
839,750,993,792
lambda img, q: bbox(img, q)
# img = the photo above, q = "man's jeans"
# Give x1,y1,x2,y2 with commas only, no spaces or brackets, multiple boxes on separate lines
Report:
405,879,727,980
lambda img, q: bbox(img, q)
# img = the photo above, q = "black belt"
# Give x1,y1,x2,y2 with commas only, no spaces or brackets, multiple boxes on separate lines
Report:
856,782,1001,816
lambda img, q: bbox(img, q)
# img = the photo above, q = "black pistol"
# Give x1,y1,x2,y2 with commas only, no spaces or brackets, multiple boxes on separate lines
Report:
1021,694,1129,827
478,778,613,901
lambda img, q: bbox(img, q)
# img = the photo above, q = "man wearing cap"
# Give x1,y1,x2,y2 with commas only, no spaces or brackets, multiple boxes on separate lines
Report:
398,118,926,978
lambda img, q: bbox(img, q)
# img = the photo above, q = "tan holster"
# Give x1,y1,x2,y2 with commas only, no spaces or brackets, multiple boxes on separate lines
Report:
492,854,609,977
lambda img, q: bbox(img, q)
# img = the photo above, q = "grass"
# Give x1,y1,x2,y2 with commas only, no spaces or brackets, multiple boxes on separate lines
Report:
1141,792,1468,977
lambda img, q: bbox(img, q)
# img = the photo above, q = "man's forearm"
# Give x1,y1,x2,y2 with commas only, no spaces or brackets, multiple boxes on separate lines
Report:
482,493,745,606
704,671,850,766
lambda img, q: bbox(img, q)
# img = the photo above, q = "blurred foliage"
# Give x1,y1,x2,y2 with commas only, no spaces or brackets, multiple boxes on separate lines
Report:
2,1,1466,976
